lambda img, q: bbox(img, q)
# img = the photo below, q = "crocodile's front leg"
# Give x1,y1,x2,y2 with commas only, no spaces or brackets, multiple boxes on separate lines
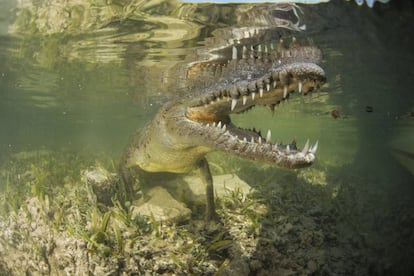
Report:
197,157,218,221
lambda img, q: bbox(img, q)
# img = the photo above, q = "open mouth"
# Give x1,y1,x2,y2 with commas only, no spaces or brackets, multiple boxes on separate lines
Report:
185,40,325,168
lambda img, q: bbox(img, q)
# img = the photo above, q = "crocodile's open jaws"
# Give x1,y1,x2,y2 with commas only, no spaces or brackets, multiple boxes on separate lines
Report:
120,38,326,220
185,60,324,169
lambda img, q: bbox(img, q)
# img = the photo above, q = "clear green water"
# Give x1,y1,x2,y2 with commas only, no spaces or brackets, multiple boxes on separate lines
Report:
0,0,413,273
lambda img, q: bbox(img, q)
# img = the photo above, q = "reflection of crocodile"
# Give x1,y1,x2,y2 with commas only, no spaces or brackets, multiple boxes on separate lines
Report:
120,38,326,220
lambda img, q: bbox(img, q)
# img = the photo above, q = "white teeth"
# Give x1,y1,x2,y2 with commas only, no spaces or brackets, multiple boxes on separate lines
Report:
243,95,247,105
310,141,319,154
258,137,262,144
251,137,254,143
266,130,272,143
266,83,270,91
222,124,226,131
283,85,288,98
231,98,238,111
273,81,277,88
302,139,310,154
286,145,290,152
232,46,237,60
243,137,247,142
252,92,256,100
298,81,303,93
259,88,263,98
212,122,216,127
217,121,222,128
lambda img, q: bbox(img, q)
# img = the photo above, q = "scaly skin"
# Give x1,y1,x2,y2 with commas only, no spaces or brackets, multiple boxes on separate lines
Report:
120,38,326,220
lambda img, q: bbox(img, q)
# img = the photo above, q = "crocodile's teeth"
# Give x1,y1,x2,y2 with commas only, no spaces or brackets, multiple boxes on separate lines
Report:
212,122,216,127
243,137,247,142
286,145,290,152
273,80,277,88
266,83,270,91
258,137,262,144
243,95,247,105
259,88,263,98
222,124,226,131
251,137,254,143
266,130,272,144
298,81,303,94
232,46,237,60
310,141,319,154
283,85,288,98
217,121,222,128
302,139,310,154
252,92,256,100
231,98,238,111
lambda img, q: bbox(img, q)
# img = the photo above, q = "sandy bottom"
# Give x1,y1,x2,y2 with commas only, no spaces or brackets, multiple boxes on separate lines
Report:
0,149,413,275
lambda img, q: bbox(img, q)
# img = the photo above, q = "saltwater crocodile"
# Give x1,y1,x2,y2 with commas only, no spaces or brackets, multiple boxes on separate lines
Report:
120,37,326,220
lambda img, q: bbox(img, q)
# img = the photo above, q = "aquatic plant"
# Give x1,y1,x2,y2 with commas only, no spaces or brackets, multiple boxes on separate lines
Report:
29,163,50,199
75,208,113,257
111,199,152,235
0,172,22,214
149,212,161,238
215,259,231,276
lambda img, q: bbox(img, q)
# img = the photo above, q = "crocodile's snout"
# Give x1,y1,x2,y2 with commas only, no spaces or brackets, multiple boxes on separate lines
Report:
181,38,325,169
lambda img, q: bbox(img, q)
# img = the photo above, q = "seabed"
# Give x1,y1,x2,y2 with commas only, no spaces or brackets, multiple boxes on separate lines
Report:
0,149,412,275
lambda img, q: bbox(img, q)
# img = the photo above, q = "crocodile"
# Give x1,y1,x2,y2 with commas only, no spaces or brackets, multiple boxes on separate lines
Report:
120,37,326,220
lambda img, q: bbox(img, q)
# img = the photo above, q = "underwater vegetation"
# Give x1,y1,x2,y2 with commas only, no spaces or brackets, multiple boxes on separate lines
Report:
0,149,413,275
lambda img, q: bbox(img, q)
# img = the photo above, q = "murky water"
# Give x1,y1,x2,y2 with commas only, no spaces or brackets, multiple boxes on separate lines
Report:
0,0,413,274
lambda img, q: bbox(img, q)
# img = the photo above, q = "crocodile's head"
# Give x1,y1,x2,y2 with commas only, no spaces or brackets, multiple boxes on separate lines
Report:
165,38,326,169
